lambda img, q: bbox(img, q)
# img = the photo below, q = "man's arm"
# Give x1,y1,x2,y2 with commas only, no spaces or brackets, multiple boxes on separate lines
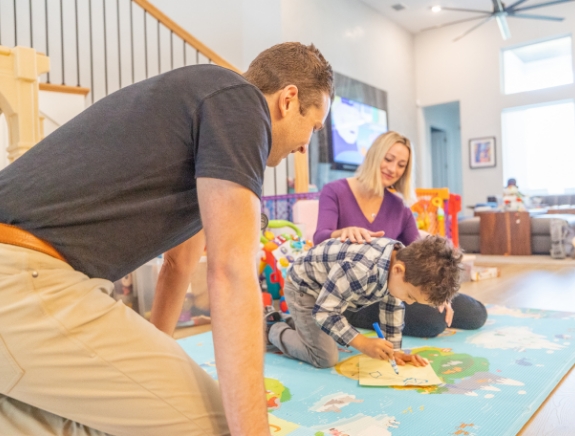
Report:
197,177,270,436
150,230,205,335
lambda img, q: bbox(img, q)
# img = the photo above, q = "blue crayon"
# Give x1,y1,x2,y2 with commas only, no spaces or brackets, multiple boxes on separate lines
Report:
372,322,399,375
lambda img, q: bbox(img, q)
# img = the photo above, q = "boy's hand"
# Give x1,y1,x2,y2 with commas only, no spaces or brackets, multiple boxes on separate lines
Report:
349,335,394,360
394,351,428,367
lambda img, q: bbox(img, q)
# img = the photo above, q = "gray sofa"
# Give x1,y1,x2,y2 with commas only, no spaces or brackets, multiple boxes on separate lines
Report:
459,213,575,257
536,194,575,207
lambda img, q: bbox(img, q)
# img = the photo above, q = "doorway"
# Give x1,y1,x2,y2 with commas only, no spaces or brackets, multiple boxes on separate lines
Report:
431,127,448,188
423,102,463,196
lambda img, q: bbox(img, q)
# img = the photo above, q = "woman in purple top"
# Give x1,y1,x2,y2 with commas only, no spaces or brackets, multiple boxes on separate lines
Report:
314,131,486,337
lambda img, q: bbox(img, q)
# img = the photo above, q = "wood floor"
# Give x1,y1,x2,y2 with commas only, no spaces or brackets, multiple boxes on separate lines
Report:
464,256,575,436
175,255,575,436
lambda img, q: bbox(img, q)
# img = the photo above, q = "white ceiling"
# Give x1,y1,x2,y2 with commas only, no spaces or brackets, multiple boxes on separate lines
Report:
359,0,572,34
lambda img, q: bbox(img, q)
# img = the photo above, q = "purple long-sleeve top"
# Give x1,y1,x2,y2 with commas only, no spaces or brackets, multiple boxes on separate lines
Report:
313,178,420,246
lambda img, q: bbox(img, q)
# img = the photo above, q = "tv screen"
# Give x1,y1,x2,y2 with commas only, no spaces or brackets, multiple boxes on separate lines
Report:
328,96,388,171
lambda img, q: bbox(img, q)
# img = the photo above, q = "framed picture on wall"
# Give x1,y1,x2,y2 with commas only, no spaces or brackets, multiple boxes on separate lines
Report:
469,137,496,169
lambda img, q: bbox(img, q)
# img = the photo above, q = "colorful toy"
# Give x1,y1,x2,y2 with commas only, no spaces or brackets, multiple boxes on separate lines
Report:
262,291,273,307
279,296,289,314
411,188,461,246
502,185,527,211
259,217,313,306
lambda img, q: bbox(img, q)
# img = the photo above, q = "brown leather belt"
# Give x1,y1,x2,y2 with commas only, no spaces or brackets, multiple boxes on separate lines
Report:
0,223,66,262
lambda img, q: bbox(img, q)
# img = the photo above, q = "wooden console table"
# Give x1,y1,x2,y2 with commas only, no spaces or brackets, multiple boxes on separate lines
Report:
476,211,531,255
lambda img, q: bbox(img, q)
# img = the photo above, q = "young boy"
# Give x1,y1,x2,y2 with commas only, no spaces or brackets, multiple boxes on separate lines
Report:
266,236,462,368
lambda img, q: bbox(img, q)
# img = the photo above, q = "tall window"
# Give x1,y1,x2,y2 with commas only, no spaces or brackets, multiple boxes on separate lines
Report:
502,100,575,195
502,36,573,95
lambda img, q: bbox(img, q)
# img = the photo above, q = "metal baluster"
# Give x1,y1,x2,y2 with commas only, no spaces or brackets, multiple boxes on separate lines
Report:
144,11,148,78
170,30,173,70
29,0,33,48
129,0,134,84
196,49,199,65
89,0,94,102
157,20,160,74
117,0,121,88
45,0,50,83
286,156,290,194
103,0,108,95
60,0,64,84
14,0,18,45
183,40,186,66
75,0,80,86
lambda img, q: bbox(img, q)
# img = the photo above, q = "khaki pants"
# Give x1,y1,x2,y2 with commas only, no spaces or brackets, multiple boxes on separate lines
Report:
0,244,229,436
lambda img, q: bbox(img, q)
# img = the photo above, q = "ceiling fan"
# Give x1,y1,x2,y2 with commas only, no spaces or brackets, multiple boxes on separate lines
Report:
422,0,575,41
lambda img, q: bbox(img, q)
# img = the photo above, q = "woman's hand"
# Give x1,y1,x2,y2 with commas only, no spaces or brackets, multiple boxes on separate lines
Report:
438,302,454,327
333,227,385,244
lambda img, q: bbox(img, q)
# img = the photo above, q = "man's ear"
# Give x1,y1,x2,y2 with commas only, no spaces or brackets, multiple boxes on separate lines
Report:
278,85,299,117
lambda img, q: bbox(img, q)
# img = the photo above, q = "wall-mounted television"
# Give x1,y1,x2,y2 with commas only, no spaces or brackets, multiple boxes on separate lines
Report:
327,95,388,171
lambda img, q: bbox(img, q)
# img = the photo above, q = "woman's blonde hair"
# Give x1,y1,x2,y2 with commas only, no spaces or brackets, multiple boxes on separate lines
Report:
356,131,413,200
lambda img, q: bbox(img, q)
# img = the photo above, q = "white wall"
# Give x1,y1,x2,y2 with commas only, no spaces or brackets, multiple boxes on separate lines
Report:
281,0,417,144
151,0,418,195
149,0,283,71
38,91,88,138
0,92,87,170
2,0,418,196
414,3,575,208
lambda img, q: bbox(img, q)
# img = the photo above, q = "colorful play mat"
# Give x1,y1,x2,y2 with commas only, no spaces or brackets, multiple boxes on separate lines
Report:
178,305,575,435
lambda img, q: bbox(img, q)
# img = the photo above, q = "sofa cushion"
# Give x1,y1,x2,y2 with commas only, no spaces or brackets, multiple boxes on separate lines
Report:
458,217,480,234
537,194,575,206
459,235,480,253
531,214,575,235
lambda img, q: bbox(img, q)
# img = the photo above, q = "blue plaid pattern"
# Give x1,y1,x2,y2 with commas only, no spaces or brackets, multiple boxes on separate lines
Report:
288,237,405,348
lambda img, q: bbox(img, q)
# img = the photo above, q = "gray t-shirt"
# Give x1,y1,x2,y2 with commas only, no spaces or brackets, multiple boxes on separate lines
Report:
0,65,271,281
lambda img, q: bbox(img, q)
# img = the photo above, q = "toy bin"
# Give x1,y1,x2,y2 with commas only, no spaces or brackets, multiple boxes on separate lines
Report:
178,256,211,327
131,257,163,319
113,255,211,327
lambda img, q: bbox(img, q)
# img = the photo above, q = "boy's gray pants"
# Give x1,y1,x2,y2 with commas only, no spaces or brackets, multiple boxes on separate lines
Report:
268,280,340,368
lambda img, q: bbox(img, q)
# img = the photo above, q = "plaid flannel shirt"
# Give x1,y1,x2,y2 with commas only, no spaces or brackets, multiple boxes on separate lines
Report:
288,237,405,348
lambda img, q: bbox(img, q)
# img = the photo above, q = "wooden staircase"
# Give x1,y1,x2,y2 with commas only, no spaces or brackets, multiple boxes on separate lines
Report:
0,0,308,192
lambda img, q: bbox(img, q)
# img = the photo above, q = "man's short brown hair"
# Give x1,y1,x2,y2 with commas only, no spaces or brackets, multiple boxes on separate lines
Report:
244,42,334,114
396,236,463,306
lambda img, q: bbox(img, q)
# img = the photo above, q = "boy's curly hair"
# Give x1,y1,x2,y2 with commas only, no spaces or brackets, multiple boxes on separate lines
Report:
395,236,463,306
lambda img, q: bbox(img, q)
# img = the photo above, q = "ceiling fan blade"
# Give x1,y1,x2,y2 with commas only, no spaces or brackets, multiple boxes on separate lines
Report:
514,0,575,12
420,15,491,32
439,7,493,14
509,12,564,20
506,0,531,9
453,16,494,41
493,0,506,12
495,14,512,39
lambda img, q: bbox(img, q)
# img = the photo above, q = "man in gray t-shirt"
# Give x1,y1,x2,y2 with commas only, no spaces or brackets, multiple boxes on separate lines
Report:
0,43,333,435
